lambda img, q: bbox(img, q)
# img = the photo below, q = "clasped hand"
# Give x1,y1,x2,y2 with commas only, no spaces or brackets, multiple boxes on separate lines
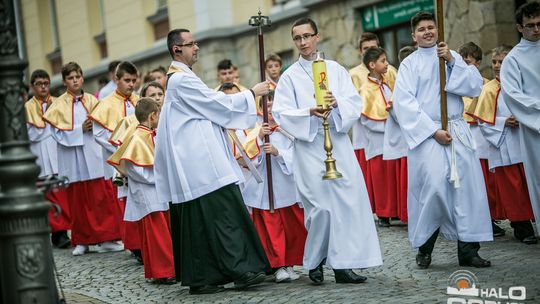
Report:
310,91,337,118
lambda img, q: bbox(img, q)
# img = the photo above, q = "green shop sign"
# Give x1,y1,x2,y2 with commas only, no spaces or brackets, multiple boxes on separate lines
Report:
361,0,435,31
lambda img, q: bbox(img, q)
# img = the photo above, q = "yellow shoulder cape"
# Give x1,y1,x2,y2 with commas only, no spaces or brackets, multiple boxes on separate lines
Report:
43,92,98,131
89,91,139,131
349,63,397,92
360,77,394,121
25,96,53,128
109,114,139,146
463,77,490,123
107,125,155,175
471,79,500,125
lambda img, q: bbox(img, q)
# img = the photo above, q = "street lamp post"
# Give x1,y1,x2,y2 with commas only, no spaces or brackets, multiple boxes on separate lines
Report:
0,0,58,303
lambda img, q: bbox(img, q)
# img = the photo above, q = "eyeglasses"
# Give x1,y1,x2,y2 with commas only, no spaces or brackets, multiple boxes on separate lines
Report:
293,33,317,43
33,81,50,87
522,22,540,29
178,41,199,48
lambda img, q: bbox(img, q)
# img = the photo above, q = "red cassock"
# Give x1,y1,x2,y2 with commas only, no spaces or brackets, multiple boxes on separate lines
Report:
396,157,408,223
251,204,307,268
140,210,175,279
67,178,123,245
494,163,533,221
46,188,71,232
118,197,142,250
366,155,402,220
480,159,505,220
354,149,374,210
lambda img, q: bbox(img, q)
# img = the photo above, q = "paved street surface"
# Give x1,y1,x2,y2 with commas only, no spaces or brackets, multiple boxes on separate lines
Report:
55,221,539,303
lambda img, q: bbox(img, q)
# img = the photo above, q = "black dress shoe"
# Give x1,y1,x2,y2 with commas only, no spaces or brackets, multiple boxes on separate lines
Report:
51,231,71,249
521,235,538,245
378,217,391,227
308,259,325,284
189,285,225,294
416,252,431,269
492,222,505,237
459,256,491,268
151,277,177,285
234,271,266,289
333,269,367,284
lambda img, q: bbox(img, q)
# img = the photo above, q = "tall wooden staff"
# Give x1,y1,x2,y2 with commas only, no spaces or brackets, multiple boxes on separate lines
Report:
436,0,448,130
249,10,275,213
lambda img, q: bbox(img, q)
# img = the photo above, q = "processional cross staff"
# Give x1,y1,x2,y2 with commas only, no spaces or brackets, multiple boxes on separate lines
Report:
436,0,448,130
249,10,275,213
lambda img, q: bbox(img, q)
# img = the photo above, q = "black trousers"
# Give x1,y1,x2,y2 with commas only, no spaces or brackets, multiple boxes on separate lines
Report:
511,221,535,240
418,229,480,263
169,183,270,287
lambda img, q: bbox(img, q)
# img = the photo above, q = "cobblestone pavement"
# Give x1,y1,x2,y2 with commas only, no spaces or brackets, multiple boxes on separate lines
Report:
54,221,539,304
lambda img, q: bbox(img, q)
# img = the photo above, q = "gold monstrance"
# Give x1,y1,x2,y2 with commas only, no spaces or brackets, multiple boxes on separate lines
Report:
312,52,342,180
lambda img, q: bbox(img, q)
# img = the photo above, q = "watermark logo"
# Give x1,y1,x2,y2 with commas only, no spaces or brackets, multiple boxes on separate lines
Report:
446,270,526,304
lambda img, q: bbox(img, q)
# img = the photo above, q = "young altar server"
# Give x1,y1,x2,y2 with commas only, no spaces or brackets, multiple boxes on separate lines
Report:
25,69,71,248
349,32,398,216
500,1,540,237
273,18,382,284
43,62,123,256
458,42,505,236
392,12,493,268
360,47,405,225
108,98,176,284
240,95,307,283
473,45,537,245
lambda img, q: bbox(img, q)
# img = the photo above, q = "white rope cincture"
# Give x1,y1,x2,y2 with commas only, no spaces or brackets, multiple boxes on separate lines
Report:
447,119,476,189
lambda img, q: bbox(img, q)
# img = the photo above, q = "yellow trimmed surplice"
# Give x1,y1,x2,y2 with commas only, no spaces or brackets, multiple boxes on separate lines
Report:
43,92,98,131
107,125,155,176
25,96,53,128
471,78,500,125
463,77,489,123
89,90,139,131
360,77,394,121
109,114,139,147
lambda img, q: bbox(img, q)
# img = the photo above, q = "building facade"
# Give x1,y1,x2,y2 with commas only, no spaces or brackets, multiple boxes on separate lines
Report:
18,0,524,94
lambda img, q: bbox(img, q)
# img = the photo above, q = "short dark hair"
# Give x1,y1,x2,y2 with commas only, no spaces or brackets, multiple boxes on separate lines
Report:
265,53,282,66
398,45,416,62
151,66,167,75
362,47,386,68
140,81,164,98
108,60,121,73
30,69,50,84
411,12,436,32
167,28,190,58
358,32,379,49
217,59,233,71
492,44,513,57
135,97,160,122
291,17,318,35
61,62,83,80
516,1,540,24
115,61,138,79
458,42,483,61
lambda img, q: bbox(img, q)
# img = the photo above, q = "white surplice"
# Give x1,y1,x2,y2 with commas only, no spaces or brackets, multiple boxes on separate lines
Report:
97,80,117,100
51,99,104,183
28,102,59,177
500,37,540,234
123,163,169,221
383,108,408,160
361,80,392,160
272,56,382,270
477,84,523,170
241,120,299,210
154,61,257,204
392,46,493,248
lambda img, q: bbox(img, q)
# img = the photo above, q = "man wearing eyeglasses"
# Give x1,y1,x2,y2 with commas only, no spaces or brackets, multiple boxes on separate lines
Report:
154,28,271,294
24,69,72,249
501,1,540,236
272,17,383,285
